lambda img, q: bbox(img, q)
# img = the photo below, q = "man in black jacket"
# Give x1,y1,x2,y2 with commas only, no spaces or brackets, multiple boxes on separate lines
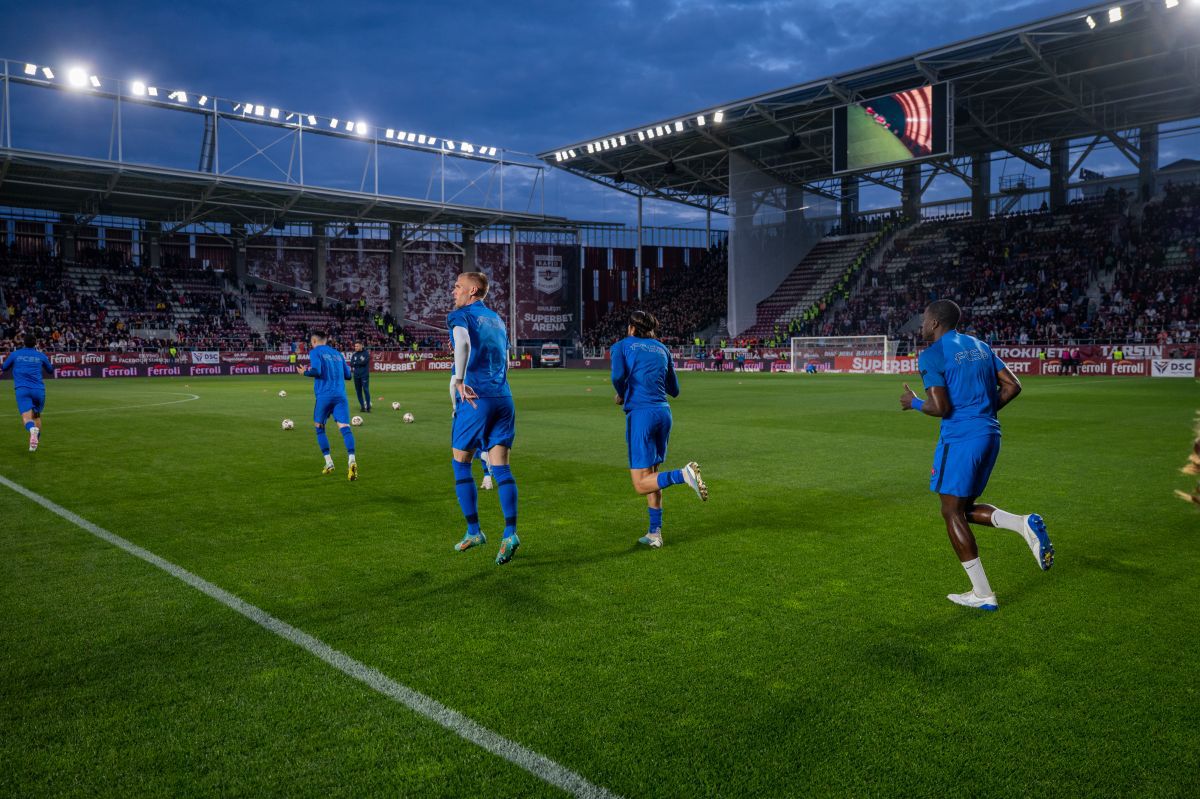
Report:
349,341,372,413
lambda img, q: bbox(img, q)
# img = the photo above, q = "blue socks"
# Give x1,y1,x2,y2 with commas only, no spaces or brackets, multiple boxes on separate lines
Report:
452,460,481,535
657,469,685,490
340,426,355,454
491,464,518,537
648,507,663,533
315,427,331,455
24,421,35,432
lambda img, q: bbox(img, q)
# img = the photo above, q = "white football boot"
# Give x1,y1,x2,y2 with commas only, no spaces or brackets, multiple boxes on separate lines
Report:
1021,514,1054,571
682,462,708,501
947,591,999,612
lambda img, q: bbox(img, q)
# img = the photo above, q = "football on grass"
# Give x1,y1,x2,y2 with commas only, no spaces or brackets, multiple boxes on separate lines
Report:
278,390,287,398
351,415,364,426
391,401,401,410
281,419,294,430
403,412,415,424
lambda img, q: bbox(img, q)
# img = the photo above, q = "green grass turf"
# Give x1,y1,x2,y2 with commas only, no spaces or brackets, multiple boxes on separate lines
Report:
1,371,1198,798
846,105,914,172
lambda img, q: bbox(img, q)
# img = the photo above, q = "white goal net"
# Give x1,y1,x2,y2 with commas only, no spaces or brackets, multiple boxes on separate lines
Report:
789,335,897,374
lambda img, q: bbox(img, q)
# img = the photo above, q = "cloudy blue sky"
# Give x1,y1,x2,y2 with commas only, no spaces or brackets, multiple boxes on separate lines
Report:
1,0,1185,227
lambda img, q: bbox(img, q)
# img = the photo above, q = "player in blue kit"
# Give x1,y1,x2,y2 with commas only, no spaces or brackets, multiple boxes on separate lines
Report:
448,272,521,565
1,333,54,452
611,310,707,549
296,331,357,481
901,300,1054,611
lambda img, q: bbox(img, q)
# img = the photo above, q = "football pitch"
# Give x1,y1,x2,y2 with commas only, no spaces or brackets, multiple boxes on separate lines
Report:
1,371,1197,798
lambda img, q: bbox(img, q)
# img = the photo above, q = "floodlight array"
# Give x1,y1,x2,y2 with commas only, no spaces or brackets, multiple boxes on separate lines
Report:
553,109,725,163
9,60,506,161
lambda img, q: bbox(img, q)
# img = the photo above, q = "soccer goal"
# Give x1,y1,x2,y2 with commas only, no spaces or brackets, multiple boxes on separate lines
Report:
789,335,897,374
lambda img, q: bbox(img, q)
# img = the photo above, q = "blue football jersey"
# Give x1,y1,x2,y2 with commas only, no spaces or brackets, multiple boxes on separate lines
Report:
2,348,53,391
611,336,679,413
305,344,351,397
917,331,1006,441
447,302,511,399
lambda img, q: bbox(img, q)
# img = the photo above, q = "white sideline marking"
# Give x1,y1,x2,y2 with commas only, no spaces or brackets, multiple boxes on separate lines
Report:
54,392,202,415
0,474,620,799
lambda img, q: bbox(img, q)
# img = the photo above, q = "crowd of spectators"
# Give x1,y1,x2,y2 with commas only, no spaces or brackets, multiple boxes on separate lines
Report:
790,186,1197,347
582,242,728,348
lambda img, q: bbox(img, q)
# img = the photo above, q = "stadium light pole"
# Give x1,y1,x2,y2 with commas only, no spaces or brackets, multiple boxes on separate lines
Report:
2,59,10,149
297,111,304,185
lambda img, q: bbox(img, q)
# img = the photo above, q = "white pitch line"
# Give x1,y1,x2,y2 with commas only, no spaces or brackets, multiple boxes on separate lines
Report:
53,392,201,415
0,474,620,799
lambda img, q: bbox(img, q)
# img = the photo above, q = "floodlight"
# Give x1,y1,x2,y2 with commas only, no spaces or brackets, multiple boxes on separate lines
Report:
132,81,147,95
1166,0,1178,7
647,129,656,139
345,120,354,131
67,68,87,87
199,95,209,106
568,149,576,157
406,132,416,142
307,114,317,125
1108,6,1122,22
637,131,645,141
176,92,189,103
23,63,36,76
696,115,706,126
446,141,456,150
618,135,627,145
330,118,339,128
555,153,563,162
1086,13,1097,26
286,112,296,121
356,121,368,134
601,139,609,150
397,130,407,140
254,105,265,116
385,129,395,139
674,120,684,132
417,133,427,144
428,137,438,146
89,75,102,89
462,143,474,153
269,107,280,119
587,143,595,153
713,110,724,123
487,147,497,156
147,86,158,97
42,67,54,79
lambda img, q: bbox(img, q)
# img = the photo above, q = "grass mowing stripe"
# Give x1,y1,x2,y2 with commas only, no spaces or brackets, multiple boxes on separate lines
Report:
0,472,621,799
53,391,202,415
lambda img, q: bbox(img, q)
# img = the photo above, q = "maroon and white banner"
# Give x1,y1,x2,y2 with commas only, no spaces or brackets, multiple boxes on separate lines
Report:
190,350,220,365
515,244,579,340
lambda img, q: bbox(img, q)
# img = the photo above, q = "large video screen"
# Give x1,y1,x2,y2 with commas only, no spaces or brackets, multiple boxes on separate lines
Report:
833,83,951,173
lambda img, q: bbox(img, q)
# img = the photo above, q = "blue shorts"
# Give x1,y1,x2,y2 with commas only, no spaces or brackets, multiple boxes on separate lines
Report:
930,434,1001,499
626,406,672,469
452,396,515,452
313,394,351,426
15,389,45,416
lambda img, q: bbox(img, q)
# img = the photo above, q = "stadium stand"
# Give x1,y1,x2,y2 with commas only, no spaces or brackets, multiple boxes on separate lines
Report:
582,242,727,348
789,185,1198,348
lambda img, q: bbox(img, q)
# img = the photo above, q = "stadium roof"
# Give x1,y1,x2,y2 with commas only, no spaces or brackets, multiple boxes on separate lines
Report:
0,149,571,235
539,1,1200,211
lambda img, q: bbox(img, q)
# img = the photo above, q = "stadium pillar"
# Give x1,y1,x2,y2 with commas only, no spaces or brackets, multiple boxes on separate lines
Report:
1139,125,1159,202
636,194,643,300
314,223,328,299
389,224,405,321
839,176,858,230
462,228,476,271
59,215,76,262
147,221,161,270
972,153,991,220
1049,139,1068,211
232,224,247,284
902,165,921,220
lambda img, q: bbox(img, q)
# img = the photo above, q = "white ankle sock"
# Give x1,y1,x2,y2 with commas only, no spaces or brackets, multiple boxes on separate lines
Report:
324,454,334,467
962,557,993,597
991,508,1024,533
348,454,356,465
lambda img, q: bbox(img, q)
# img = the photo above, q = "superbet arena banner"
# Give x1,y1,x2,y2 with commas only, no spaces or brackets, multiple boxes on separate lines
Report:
514,244,580,340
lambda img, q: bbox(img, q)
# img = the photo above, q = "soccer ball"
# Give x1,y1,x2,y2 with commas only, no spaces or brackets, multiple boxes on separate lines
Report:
351,415,364,426
281,419,294,430
278,390,287,398
391,401,401,411
403,412,415,424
